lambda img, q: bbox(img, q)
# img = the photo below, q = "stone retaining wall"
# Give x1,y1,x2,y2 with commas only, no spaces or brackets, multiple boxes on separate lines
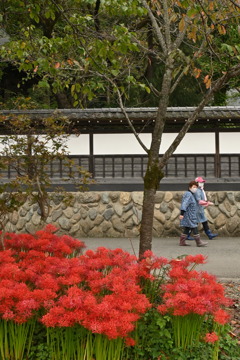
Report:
5,191,240,237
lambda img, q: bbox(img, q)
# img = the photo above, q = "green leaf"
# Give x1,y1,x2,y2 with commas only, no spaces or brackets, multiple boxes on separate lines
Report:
111,69,119,76
221,43,235,55
235,45,240,53
145,86,151,94
187,7,199,18
126,75,135,82
38,80,50,89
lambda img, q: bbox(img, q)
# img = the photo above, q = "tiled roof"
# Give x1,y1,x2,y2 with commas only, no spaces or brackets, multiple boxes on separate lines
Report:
0,106,240,133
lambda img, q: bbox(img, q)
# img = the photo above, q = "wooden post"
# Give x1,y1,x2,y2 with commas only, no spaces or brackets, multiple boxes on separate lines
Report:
215,130,220,178
89,133,95,177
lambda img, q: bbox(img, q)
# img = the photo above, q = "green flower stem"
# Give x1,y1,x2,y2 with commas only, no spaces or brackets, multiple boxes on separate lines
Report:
0,320,9,359
172,314,205,349
94,334,124,360
212,323,225,360
0,319,36,360
47,327,124,360
47,326,91,360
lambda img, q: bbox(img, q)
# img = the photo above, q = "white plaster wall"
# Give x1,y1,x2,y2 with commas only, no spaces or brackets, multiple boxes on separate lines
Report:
67,132,237,155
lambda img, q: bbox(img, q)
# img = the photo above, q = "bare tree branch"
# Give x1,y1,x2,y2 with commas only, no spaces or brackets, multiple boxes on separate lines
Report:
229,0,240,9
170,65,189,94
140,0,168,55
93,71,150,153
130,34,163,59
160,62,240,169
162,0,171,48
170,38,206,93
116,92,150,153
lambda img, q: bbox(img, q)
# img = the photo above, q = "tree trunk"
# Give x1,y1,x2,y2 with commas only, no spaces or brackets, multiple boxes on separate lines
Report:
139,156,164,257
55,92,72,108
139,187,156,256
139,56,173,257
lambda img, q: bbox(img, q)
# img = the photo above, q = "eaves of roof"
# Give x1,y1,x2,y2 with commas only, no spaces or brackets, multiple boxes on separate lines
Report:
0,106,240,134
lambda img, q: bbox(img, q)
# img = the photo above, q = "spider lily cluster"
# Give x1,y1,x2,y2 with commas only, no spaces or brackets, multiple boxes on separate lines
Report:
0,225,233,360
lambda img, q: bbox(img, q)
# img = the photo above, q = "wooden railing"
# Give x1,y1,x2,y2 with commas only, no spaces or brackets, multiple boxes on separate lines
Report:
89,154,240,179
1,154,240,180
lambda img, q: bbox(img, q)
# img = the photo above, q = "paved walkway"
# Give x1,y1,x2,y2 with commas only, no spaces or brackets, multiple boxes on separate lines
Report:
82,236,240,281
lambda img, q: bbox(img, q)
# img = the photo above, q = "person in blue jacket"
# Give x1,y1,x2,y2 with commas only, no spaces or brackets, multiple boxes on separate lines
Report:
179,180,208,247
194,176,218,240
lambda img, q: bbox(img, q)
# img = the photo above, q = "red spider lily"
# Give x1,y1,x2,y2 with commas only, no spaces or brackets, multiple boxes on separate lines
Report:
0,280,39,323
157,256,232,318
204,332,219,343
125,337,136,347
1,228,151,339
139,250,168,271
0,228,232,347
137,251,169,284
41,256,151,339
4,224,85,258
213,308,230,325
0,226,86,323
185,254,207,265
81,247,138,272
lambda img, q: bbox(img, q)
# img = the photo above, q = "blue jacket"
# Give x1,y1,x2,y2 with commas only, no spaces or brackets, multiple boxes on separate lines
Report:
180,190,198,228
194,188,208,223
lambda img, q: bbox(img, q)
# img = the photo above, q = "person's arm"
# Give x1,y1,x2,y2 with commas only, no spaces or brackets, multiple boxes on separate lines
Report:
199,200,214,206
179,209,185,220
195,189,213,206
179,192,189,219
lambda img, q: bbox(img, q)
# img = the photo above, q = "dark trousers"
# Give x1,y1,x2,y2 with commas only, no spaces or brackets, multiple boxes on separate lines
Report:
183,227,199,235
201,221,209,232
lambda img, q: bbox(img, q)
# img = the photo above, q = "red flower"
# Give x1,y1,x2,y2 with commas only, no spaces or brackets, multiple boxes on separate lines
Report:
157,256,232,320
204,332,219,343
39,247,151,339
213,309,230,325
1,228,232,343
125,337,136,347
185,254,207,265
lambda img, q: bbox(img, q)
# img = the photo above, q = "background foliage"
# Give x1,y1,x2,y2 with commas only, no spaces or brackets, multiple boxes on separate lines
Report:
1,0,239,109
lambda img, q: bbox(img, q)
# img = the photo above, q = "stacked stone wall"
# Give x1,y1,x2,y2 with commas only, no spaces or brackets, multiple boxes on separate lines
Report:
5,191,240,237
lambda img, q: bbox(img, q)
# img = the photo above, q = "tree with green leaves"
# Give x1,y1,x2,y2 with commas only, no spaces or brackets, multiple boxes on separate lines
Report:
0,98,93,242
1,0,240,255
